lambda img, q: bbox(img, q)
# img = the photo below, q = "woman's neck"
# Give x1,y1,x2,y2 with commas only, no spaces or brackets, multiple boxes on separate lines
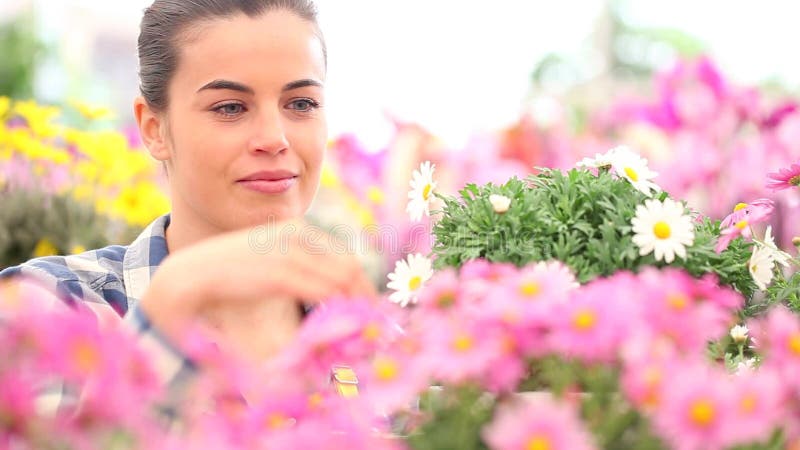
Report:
164,206,227,255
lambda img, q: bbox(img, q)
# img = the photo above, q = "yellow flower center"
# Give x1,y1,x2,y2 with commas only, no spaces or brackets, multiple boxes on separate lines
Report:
644,367,662,386
788,333,800,355
408,276,422,291
735,220,748,230
71,340,99,374
373,357,399,382
653,221,671,239
453,333,473,352
362,323,381,341
624,167,639,182
519,281,541,298
689,399,715,427
436,291,457,308
667,293,689,310
573,309,596,331
366,186,384,204
733,203,748,212
790,175,800,187
266,413,288,429
422,183,432,200
308,392,323,408
525,435,552,450
740,394,757,413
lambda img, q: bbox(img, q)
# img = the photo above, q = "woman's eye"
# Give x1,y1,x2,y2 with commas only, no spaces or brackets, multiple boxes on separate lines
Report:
288,99,319,112
214,103,245,116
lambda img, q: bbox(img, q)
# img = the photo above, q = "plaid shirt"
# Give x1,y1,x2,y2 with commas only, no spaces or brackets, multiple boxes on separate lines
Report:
0,214,196,413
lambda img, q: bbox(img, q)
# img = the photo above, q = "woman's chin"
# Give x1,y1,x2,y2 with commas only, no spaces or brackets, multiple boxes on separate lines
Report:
240,205,301,226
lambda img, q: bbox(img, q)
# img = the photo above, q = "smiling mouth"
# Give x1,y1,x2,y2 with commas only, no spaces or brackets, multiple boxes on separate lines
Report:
237,176,298,194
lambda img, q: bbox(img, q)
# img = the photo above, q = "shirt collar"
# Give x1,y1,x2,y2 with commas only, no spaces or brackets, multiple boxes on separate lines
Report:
122,214,171,308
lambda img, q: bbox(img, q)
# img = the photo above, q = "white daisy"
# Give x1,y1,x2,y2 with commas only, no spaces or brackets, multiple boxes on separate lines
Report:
575,146,622,170
759,226,792,268
729,324,749,344
406,161,437,222
749,243,776,291
489,194,511,214
575,147,616,169
611,147,660,197
386,253,434,307
631,198,695,263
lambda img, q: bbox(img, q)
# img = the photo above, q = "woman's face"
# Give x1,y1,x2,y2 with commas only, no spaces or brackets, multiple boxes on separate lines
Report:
156,10,327,232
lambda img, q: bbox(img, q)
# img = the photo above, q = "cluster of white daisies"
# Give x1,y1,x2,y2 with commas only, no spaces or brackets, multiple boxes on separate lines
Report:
386,146,792,307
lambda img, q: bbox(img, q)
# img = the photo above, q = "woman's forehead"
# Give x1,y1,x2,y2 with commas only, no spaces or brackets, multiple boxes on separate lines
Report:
173,11,326,90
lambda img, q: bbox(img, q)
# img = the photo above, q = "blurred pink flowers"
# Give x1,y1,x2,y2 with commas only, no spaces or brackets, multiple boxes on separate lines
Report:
482,395,597,450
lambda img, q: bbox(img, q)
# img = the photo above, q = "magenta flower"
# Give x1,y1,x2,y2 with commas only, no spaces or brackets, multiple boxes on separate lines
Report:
651,363,735,450
719,199,774,229
548,278,634,363
356,348,430,414
276,298,401,383
748,306,800,383
620,340,681,412
422,318,504,385
415,268,461,312
726,368,787,447
0,371,37,438
766,162,800,191
636,268,740,352
715,199,774,253
482,395,597,450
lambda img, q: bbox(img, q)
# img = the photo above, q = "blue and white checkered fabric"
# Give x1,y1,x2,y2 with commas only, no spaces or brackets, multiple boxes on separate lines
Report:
0,214,196,413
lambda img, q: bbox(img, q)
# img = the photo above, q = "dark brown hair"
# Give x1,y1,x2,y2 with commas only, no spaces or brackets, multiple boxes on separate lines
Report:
138,0,325,111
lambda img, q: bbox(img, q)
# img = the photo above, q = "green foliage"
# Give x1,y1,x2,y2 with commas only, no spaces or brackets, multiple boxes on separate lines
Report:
407,359,670,450
405,386,493,450
0,12,45,98
0,189,139,269
432,168,756,302
750,270,800,315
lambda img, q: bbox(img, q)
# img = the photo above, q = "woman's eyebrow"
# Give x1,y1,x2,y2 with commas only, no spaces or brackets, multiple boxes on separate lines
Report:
197,79,254,95
282,79,323,92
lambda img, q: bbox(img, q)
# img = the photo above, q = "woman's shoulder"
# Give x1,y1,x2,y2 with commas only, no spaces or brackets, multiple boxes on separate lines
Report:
0,244,130,313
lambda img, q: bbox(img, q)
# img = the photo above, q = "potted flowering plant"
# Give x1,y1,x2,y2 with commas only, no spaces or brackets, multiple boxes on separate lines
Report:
376,147,800,449
4,145,800,449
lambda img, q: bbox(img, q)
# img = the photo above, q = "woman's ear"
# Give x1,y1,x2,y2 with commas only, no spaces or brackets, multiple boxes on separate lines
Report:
133,96,170,161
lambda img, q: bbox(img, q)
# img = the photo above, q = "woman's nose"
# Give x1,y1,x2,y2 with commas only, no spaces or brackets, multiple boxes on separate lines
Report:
250,108,289,155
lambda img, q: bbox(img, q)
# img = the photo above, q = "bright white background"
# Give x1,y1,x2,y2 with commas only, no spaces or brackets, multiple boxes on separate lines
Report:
1,0,799,148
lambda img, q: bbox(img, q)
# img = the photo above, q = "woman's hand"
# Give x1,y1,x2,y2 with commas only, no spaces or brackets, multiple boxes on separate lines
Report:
138,219,376,362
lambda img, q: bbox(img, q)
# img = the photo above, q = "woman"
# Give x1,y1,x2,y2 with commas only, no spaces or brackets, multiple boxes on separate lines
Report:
0,0,376,390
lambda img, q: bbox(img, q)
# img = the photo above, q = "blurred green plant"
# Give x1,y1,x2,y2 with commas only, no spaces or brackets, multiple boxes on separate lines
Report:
0,12,46,98
0,189,139,269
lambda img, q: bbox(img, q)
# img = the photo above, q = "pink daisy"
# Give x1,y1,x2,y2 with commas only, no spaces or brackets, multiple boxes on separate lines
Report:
422,319,504,384
356,349,430,414
415,268,462,312
766,162,800,191
477,329,528,393
726,367,787,447
548,273,638,363
748,306,800,383
620,339,683,413
716,199,774,253
0,371,37,437
636,268,737,353
651,363,735,450
276,298,401,383
482,395,597,450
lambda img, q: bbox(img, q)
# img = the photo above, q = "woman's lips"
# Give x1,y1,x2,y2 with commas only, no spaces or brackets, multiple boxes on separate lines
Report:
237,176,297,194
